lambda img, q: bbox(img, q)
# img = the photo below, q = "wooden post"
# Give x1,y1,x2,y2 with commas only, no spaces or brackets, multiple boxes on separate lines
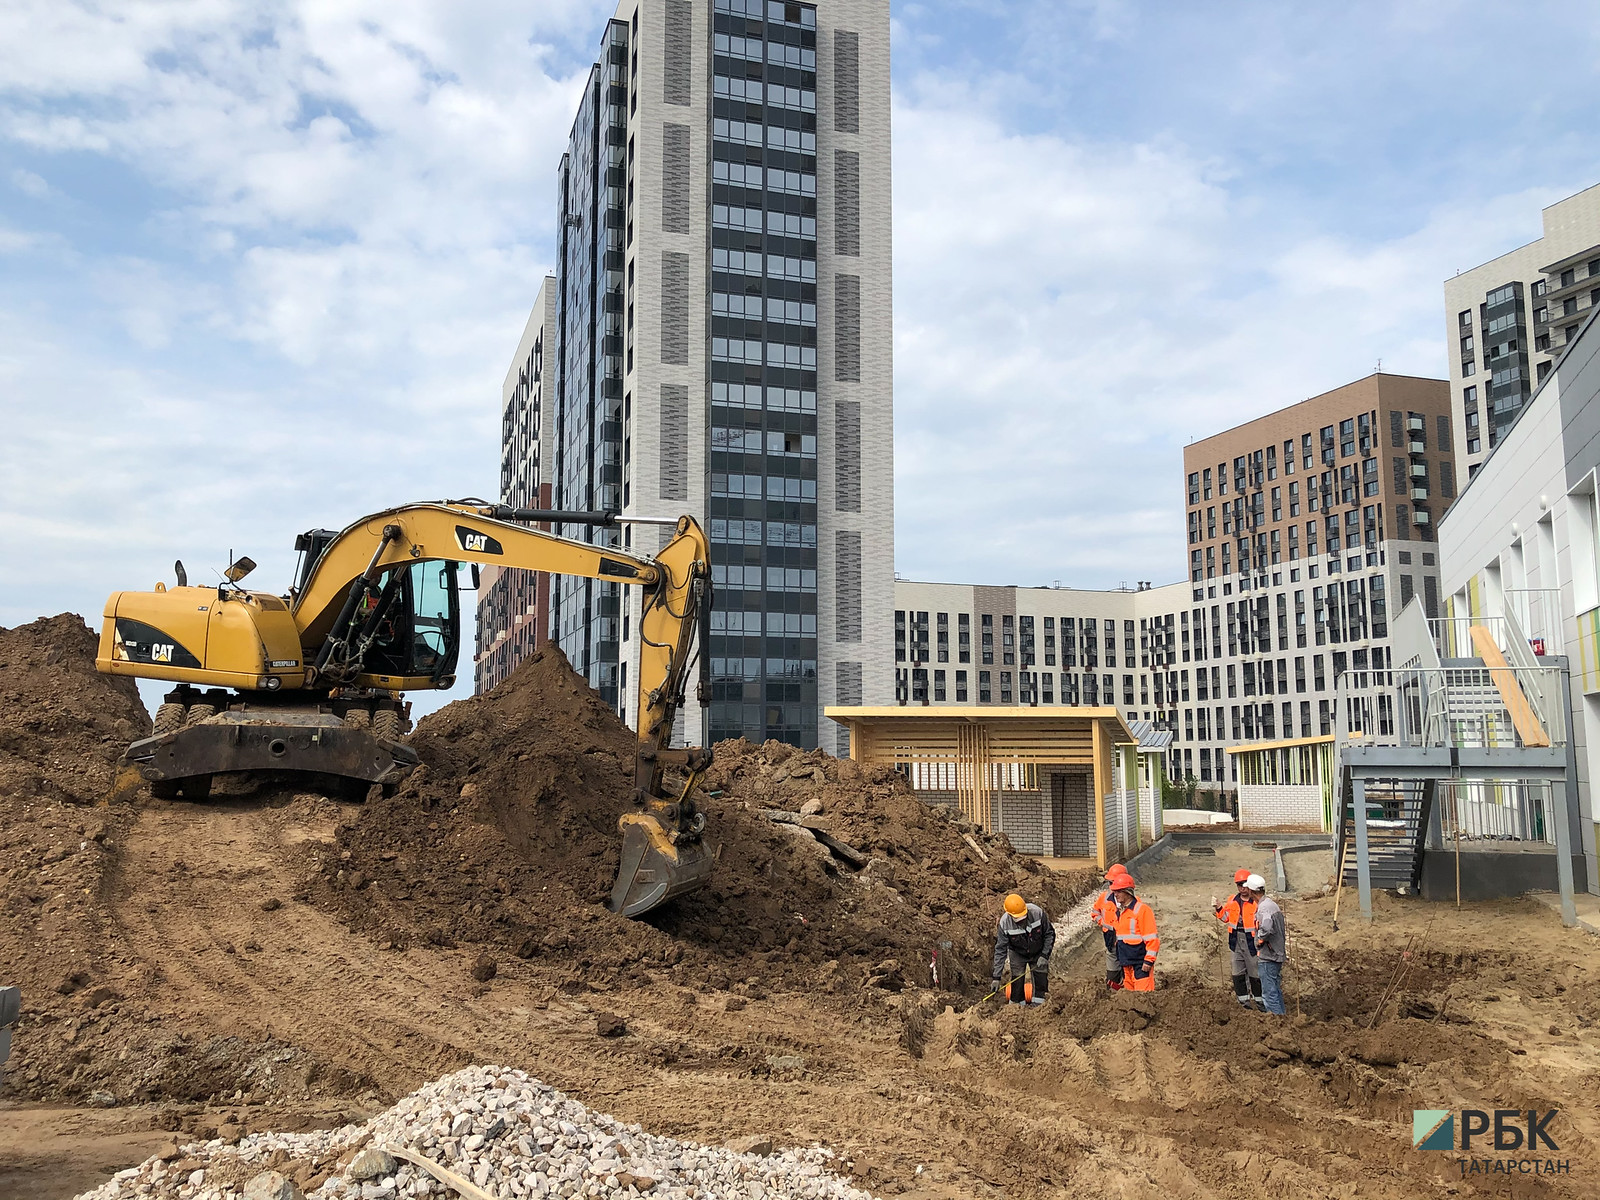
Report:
1092,719,1108,870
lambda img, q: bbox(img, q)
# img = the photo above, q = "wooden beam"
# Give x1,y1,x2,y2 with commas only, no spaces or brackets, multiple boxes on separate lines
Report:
1470,625,1551,747
1091,719,1107,870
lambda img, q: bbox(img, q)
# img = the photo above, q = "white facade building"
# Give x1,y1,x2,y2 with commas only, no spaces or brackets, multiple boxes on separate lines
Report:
891,580,1206,785
1438,306,1600,893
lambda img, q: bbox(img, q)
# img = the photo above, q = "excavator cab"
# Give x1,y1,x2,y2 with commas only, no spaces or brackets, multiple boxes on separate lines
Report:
359,561,461,685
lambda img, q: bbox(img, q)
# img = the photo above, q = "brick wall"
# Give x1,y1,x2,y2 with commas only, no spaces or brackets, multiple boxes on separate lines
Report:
1239,783,1325,830
1140,786,1163,841
996,790,1048,855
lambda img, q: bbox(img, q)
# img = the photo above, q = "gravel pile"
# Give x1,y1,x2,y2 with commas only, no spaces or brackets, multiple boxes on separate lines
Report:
77,1066,876,1200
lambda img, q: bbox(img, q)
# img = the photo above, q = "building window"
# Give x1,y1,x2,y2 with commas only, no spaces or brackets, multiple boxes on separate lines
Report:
955,669,968,702
958,613,971,663
936,612,949,662
934,669,946,702
981,614,994,664
978,670,991,703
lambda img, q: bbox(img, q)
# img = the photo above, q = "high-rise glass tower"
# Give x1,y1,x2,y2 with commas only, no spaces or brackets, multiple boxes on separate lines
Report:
543,0,894,751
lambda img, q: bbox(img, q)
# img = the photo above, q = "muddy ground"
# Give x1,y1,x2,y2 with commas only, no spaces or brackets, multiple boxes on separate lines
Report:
3,616,1600,1199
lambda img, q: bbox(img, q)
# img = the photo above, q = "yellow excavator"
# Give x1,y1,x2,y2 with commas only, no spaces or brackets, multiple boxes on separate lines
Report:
95,500,715,916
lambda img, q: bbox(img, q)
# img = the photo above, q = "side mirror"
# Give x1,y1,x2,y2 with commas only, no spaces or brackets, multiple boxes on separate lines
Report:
225,556,257,584
471,564,481,590
174,560,188,588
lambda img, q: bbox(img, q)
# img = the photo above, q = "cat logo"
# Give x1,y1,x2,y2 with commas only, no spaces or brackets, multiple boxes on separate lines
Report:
152,643,175,663
454,526,504,556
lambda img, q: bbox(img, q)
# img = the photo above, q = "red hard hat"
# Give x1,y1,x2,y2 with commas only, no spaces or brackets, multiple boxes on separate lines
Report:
1234,868,1251,884
1104,863,1125,882
1110,870,1136,890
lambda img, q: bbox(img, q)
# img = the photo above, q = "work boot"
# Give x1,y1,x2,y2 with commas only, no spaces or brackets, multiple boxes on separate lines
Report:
1028,974,1049,1005
1232,973,1253,1008
1248,975,1265,1011
1106,969,1122,989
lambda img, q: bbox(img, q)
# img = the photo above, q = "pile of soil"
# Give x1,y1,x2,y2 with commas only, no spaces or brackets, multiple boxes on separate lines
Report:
0,615,150,1098
308,646,1097,994
0,613,149,805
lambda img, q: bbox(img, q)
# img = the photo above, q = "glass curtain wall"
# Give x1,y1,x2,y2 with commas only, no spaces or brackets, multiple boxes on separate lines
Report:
1482,282,1529,450
707,0,820,746
553,22,629,710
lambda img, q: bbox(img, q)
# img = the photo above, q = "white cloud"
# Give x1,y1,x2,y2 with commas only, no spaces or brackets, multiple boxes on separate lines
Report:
889,84,1569,588
9,167,48,196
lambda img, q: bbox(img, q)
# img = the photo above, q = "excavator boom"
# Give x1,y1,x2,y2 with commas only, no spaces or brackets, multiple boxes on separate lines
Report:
97,500,715,916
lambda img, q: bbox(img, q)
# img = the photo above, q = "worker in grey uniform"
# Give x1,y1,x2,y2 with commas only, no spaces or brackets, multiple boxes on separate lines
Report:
992,893,1055,1005
1248,875,1287,1015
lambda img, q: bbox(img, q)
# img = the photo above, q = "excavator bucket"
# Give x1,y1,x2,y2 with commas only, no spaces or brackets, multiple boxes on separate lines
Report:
609,812,715,917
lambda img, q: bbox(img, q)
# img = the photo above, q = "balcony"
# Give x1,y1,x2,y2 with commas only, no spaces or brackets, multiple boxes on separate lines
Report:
1410,486,1429,501
1406,416,1425,433
1410,463,1429,479
1413,509,1431,525
1337,662,1566,753
1408,438,1426,455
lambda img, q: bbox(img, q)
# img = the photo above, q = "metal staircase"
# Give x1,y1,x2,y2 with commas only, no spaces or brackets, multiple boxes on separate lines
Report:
1332,596,1575,920
1334,773,1433,891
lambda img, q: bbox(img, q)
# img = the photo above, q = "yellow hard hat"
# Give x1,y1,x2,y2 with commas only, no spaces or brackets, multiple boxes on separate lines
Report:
1004,893,1027,919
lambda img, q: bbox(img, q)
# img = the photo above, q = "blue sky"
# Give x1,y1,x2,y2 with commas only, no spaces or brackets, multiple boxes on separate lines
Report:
3,0,1599,714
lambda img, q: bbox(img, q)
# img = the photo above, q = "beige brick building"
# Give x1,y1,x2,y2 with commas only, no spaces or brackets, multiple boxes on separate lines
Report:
474,278,557,695
1444,183,1600,480
1181,373,1455,778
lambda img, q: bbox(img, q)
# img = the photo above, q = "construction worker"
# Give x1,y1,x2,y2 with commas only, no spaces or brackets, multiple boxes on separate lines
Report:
1091,865,1125,989
1212,867,1263,1010
1247,875,1287,1015
991,893,1055,1005
1108,870,1159,992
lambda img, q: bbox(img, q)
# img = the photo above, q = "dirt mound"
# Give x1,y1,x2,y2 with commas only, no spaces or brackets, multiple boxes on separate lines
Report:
308,646,1097,994
0,613,150,1099
0,613,150,805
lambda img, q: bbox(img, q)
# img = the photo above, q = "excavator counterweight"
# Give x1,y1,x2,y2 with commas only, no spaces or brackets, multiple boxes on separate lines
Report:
97,500,715,916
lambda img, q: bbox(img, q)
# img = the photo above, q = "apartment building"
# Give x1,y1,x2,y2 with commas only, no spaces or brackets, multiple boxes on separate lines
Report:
884,375,1459,794
473,278,558,695
1444,182,1600,479
1180,373,1455,775
891,580,1200,782
541,0,894,753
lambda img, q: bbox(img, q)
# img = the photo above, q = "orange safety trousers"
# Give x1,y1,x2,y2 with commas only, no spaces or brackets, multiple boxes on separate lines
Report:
1122,964,1156,992
1112,898,1160,992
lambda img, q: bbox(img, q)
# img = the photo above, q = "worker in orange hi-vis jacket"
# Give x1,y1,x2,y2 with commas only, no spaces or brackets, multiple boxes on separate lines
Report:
1091,864,1125,990
1213,867,1263,1010
1108,869,1159,992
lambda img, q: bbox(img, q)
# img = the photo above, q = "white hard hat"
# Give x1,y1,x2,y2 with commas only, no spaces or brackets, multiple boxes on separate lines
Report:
1245,873,1267,891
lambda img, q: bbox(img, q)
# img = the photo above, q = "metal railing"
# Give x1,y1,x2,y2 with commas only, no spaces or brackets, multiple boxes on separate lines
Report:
1335,664,1568,751
1430,615,1517,661
1437,779,1556,846
1503,588,1564,657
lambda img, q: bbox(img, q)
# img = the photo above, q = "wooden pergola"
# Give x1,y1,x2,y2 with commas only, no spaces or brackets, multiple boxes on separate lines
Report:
824,706,1146,868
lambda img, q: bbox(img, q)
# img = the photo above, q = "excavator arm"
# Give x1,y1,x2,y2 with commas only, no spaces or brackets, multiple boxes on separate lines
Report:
292,501,716,914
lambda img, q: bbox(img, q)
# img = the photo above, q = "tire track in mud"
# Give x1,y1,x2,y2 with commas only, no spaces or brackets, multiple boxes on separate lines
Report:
104,797,524,1092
